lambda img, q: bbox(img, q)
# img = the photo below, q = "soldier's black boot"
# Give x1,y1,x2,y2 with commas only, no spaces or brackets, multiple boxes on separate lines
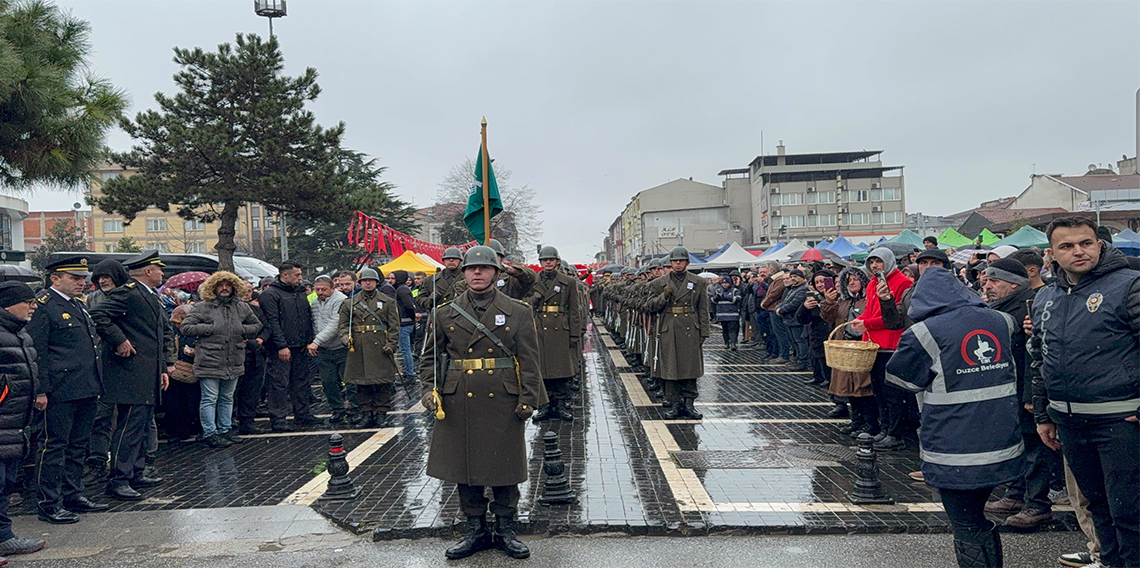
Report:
446,515,493,560
662,401,680,419
531,405,553,423
493,515,530,559
682,398,703,420
556,400,574,421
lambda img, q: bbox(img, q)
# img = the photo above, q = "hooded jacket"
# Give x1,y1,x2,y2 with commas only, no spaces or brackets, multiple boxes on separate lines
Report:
0,307,36,459
857,247,913,350
1030,243,1140,424
180,271,263,380
885,268,1025,490
86,259,129,310
987,284,1037,432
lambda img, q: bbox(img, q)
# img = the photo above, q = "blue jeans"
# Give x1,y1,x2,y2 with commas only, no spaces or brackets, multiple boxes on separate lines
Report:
399,324,415,378
770,312,792,359
787,324,809,364
199,377,238,437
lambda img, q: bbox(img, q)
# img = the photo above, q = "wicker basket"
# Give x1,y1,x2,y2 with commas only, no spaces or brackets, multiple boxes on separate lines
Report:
824,324,880,373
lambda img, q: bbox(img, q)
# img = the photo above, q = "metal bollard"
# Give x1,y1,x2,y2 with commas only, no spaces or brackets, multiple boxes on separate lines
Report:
318,433,361,501
846,432,895,505
538,431,577,505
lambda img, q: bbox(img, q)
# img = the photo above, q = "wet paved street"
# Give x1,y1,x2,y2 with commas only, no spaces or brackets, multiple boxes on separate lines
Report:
11,318,1079,543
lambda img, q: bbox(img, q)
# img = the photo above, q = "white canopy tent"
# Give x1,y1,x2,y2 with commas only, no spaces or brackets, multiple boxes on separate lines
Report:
693,242,765,269
756,238,810,262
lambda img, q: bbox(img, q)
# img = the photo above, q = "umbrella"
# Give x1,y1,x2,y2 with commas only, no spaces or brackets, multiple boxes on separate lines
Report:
696,272,718,279
163,271,210,293
850,241,920,263
949,248,991,265
789,248,844,262
601,264,625,272
0,265,42,283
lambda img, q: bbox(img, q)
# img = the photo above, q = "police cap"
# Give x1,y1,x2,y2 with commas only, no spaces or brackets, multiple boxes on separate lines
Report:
45,255,92,277
123,250,165,270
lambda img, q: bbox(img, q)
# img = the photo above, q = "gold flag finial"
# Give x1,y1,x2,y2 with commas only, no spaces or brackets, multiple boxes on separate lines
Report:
481,116,487,126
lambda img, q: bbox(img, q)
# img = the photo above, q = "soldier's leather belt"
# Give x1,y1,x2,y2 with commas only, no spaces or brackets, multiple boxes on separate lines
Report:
669,307,692,314
450,357,515,371
352,325,387,333
541,306,562,313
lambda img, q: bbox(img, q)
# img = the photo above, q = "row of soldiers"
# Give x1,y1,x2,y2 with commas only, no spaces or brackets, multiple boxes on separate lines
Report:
589,247,709,419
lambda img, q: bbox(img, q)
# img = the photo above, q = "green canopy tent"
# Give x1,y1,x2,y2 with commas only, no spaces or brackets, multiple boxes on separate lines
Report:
936,227,974,248
884,229,927,248
976,228,1001,246
992,225,1049,250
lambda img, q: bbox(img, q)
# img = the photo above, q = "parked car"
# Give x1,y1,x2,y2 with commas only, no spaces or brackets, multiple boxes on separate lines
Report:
45,251,277,286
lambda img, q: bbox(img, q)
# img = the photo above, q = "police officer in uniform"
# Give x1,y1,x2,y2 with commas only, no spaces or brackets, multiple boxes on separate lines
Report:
454,239,536,300
528,247,581,422
89,251,175,501
644,247,710,420
337,268,400,428
27,256,110,523
416,247,464,311
419,246,546,561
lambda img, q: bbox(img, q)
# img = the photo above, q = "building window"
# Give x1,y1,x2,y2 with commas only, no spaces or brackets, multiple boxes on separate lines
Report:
0,215,10,250
103,219,124,233
783,215,806,228
777,193,804,206
146,242,169,252
807,191,835,205
184,219,205,231
145,218,167,232
871,188,902,201
185,241,207,253
104,244,117,252
251,217,260,229
807,214,837,227
99,172,122,182
847,212,870,225
842,190,869,203
872,211,904,224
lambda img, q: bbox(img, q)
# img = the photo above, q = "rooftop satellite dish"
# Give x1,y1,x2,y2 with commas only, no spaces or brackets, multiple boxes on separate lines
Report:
1088,164,1098,171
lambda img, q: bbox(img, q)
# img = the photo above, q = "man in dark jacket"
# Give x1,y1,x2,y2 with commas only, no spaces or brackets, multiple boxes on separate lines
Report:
776,269,809,371
886,267,1024,567
259,261,318,432
235,289,272,435
84,259,130,478
796,269,836,387
90,251,175,501
0,282,48,558
1030,217,1140,568
391,270,418,382
86,258,128,310
28,257,109,524
980,258,1054,530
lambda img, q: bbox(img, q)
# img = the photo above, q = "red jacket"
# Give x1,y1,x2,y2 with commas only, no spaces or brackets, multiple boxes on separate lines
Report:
857,269,913,350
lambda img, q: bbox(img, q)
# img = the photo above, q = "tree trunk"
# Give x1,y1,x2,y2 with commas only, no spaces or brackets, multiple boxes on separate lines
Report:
216,201,241,272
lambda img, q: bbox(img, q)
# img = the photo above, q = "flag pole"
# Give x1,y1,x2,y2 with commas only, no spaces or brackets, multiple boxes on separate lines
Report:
480,117,491,246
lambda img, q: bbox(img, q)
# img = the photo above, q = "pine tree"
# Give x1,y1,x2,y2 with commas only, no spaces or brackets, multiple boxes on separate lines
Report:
115,236,140,253
29,219,87,271
92,34,347,272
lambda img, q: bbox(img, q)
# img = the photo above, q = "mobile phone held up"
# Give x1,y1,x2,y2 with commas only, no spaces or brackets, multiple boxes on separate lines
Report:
823,277,836,291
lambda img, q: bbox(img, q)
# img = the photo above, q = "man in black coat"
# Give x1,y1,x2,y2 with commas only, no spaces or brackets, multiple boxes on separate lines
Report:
27,256,110,523
258,261,318,431
90,251,175,501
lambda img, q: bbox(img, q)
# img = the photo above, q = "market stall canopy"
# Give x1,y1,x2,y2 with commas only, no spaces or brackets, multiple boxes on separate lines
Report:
824,237,861,259
885,229,927,249
977,228,1001,246
814,240,831,251
701,243,732,262
755,241,785,258
756,239,810,262
1113,229,1140,255
379,251,439,275
936,227,974,249
695,242,765,269
850,241,920,263
414,252,445,269
992,226,1049,250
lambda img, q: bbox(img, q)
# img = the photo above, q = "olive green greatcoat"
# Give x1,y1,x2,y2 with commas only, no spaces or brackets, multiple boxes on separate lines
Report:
454,265,536,301
419,289,547,487
643,271,710,381
415,267,462,311
531,270,582,380
337,289,400,385
573,276,589,372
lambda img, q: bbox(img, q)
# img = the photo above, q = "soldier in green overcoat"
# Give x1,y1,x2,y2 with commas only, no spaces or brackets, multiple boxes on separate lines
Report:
527,247,581,421
416,247,464,310
643,247,710,419
419,246,546,561
337,267,400,428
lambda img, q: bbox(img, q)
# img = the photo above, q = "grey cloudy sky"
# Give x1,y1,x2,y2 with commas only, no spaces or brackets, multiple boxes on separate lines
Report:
27,0,1140,262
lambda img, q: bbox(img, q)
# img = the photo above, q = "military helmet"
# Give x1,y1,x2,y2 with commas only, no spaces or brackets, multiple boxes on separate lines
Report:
442,247,463,261
538,246,560,260
622,267,636,276
461,246,501,270
358,267,380,282
669,246,690,261
488,238,505,257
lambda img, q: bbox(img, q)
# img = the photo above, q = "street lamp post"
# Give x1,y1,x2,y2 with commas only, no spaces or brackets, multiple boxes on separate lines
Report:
254,0,288,261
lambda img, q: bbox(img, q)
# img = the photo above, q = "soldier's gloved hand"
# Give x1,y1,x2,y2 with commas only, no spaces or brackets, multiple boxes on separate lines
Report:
421,392,437,412
662,287,672,299
530,293,543,308
514,403,533,420
383,343,395,354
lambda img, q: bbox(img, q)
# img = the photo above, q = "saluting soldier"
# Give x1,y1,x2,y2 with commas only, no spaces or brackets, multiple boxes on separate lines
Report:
337,267,401,428
27,256,110,523
89,251,175,500
416,247,464,311
419,246,546,561
454,239,536,300
528,247,581,422
644,247,710,420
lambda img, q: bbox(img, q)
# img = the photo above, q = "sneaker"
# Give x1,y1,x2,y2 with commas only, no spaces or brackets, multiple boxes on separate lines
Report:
983,497,1024,515
0,537,45,556
872,435,905,451
785,362,806,372
204,434,232,449
907,471,925,482
1058,551,1097,567
221,430,244,444
1004,508,1052,529
1049,488,1070,505
770,357,789,365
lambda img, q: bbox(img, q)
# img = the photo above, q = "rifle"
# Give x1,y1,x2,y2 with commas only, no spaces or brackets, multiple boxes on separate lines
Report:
650,312,662,375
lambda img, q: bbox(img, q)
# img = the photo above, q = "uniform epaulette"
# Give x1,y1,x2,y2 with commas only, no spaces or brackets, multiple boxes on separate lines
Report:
36,291,50,304
510,298,531,308
125,282,137,288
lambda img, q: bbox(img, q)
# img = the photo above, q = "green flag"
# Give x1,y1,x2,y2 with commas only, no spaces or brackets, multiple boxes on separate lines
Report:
463,144,503,244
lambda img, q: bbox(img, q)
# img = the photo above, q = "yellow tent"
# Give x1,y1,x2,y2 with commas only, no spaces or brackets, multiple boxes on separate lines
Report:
378,251,439,275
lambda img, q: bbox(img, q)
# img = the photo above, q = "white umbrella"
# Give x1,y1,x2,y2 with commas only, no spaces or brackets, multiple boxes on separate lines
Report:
697,272,718,279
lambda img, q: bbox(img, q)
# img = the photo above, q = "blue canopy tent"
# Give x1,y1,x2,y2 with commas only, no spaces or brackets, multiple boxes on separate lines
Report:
815,240,832,251
700,243,732,262
688,253,706,265
1113,229,1140,256
754,241,786,260
826,236,862,259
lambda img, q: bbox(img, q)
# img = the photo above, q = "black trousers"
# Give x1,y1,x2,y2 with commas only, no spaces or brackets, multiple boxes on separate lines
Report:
940,486,999,553
355,383,394,413
849,396,880,434
457,483,520,518
108,403,154,488
236,352,266,423
664,379,698,403
266,348,315,424
37,396,98,510
809,354,830,384
1005,432,1055,511
719,320,739,346
869,351,917,439
544,377,570,405
88,400,115,463
1057,418,1139,568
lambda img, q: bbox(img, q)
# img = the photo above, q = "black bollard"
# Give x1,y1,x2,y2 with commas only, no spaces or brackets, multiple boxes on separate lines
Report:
538,432,577,505
846,432,895,505
318,433,361,501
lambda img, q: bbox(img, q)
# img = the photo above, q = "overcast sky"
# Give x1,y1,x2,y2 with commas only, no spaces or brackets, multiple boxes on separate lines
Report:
25,0,1140,262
